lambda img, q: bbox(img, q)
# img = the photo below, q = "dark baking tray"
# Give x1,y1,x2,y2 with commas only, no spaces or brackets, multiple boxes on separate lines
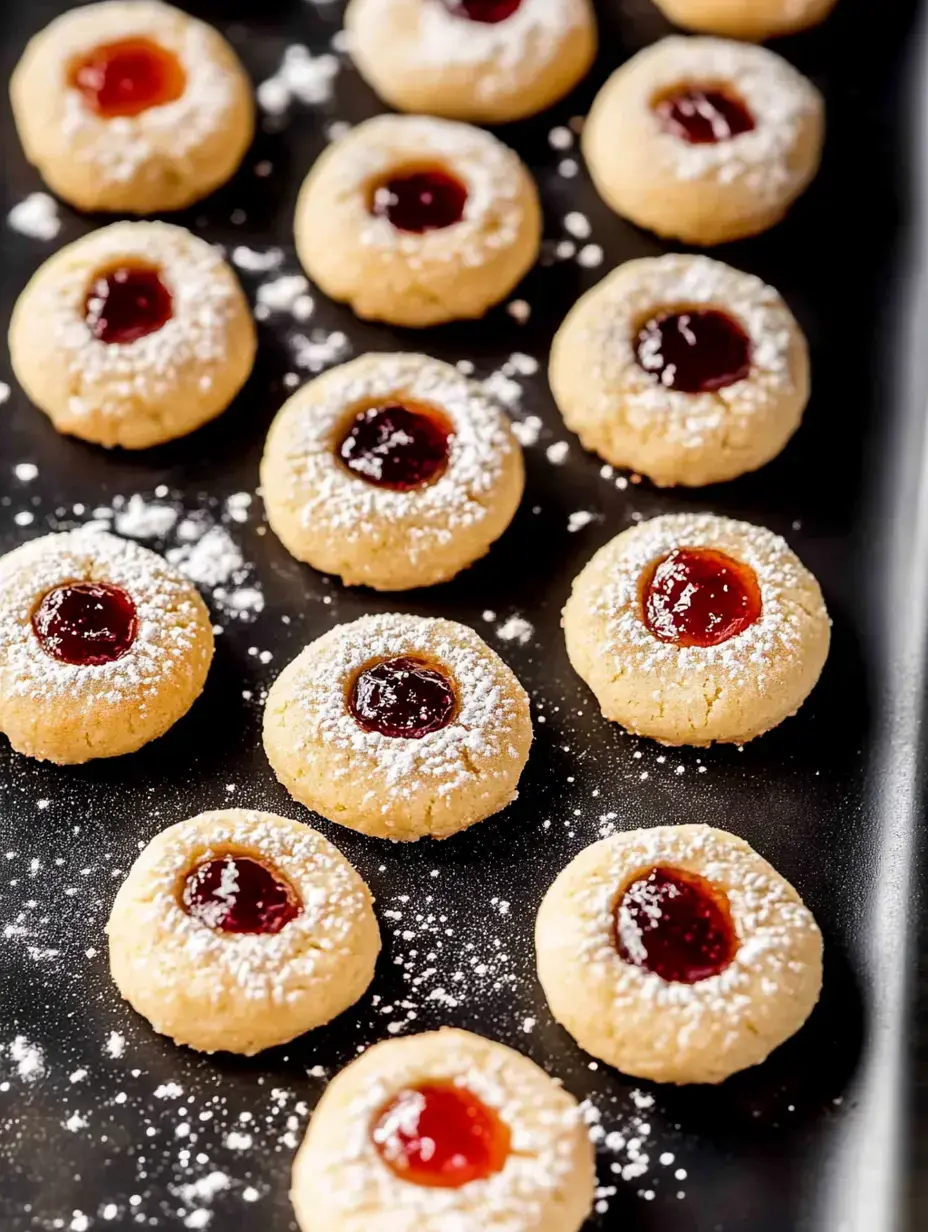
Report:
1,0,926,1228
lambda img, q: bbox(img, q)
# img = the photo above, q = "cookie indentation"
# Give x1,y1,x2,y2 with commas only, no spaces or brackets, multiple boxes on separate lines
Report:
635,307,751,394
32,580,138,666
616,864,737,983
349,656,457,739
642,546,762,648
372,1083,511,1187
371,168,468,233
443,0,524,22
338,403,452,491
654,84,754,144
182,854,302,935
69,37,186,118
85,264,173,345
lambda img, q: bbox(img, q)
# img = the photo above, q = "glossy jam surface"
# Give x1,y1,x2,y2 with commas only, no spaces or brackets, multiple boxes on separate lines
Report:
32,582,138,666
70,37,186,118
655,86,755,144
372,169,468,233
349,657,457,739
642,547,762,648
635,308,752,394
616,865,738,983
442,0,524,21
182,855,301,935
338,403,452,491
85,265,174,345
372,1083,511,1188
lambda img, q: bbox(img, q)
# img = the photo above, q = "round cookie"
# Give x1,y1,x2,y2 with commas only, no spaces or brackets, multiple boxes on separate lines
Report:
549,254,809,487
9,221,256,450
0,529,213,764
261,353,524,591
107,809,380,1055
536,824,823,1085
291,1027,594,1232
562,512,830,745
582,37,824,245
652,0,839,41
10,0,254,214
294,114,542,328
263,613,533,841
344,0,597,125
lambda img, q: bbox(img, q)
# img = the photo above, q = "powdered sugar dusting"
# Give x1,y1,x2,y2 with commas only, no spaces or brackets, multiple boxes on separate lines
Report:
7,192,60,241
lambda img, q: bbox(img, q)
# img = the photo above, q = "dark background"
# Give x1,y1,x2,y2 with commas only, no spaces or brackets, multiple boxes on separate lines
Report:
0,0,925,1229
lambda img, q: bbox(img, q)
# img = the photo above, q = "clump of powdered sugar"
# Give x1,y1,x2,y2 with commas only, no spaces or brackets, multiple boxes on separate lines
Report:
8,193,60,241
7,1036,45,1082
257,45,340,116
495,615,534,645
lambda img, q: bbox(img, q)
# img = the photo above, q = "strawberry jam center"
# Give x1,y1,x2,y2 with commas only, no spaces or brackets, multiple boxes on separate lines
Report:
32,581,138,666
349,657,456,739
372,1083,511,1188
85,266,173,345
616,865,737,983
635,308,751,394
642,547,762,648
70,37,186,118
182,855,301,935
338,403,452,490
371,169,468,233
655,86,755,144
442,0,524,21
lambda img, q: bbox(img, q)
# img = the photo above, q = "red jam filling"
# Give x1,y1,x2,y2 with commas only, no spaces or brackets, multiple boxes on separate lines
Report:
349,657,457,739
442,0,524,21
371,169,468,233
70,37,186,118
642,547,762,648
182,855,301,935
338,403,452,491
372,1083,511,1188
655,86,755,144
85,266,174,346
616,865,738,983
635,308,752,394
32,582,138,666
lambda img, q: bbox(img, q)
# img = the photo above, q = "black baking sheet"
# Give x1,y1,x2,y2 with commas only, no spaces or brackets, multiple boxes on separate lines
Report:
1,0,926,1229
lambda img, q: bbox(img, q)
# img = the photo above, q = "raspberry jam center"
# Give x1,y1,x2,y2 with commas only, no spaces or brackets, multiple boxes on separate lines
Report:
442,0,524,21
372,1083,511,1188
349,657,457,739
635,309,752,394
642,547,762,648
32,582,138,666
372,169,468,233
70,37,186,118
85,266,174,346
655,86,755,144
616,865,738,983
182,855,301,935
338,403,452,491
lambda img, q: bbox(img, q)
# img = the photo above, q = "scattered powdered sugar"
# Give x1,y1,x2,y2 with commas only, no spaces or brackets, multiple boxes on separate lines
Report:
8,1036,45,1082
290,328,351,373
8,192,60,241
257,45,340,115
0,383,10,406
114,494,179,540
13,462,37,482
546,441,570,465
105,1032,126,1059
256,275,314,322
231,245,284,274
495,615,534,645
568,510,596,533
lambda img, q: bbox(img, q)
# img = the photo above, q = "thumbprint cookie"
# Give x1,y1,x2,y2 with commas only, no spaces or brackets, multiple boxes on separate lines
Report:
563,513,830,745
652,0,839,41
290,1027,595,1232
11,0,254,214
582,37,824,246
345,0,597,125
294,114,542,328
536,825,824,1084
263,614,533,842
9,221,256,450
261,353,524,591
549,254,809,487
0,529,213,764
107,810,380,1055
